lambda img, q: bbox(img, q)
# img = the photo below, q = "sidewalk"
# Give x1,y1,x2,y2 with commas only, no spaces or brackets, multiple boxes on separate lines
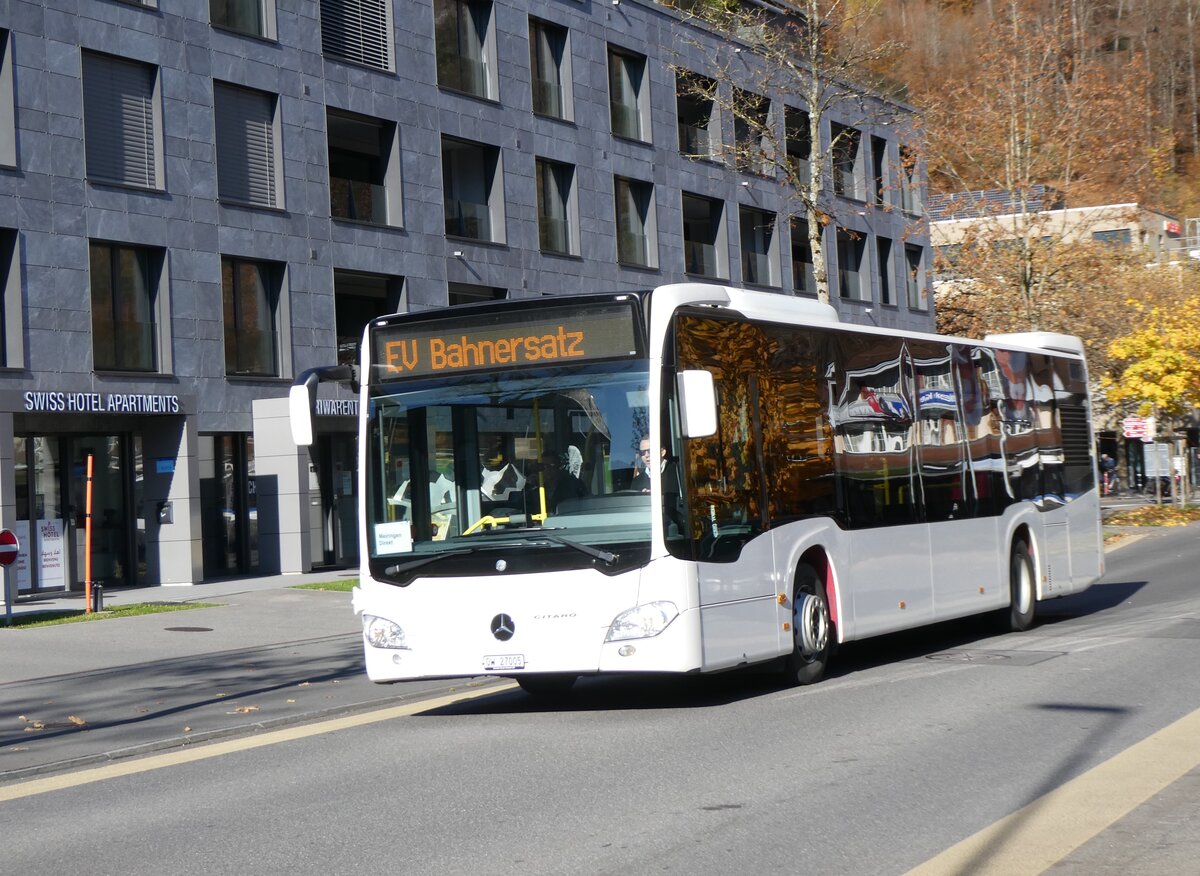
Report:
0,569,485,782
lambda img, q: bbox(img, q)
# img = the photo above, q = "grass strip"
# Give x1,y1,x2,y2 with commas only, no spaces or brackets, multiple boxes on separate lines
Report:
2,602,222,629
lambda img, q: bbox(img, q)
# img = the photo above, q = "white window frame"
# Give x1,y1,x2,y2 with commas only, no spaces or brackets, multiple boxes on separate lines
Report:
0,31,15,168
434,0,498,100
441,135,505,244
214,81,284,210
681,191,727,280
614,175,658,269
739,206,778,287
327,108,403,227
320,0,394,72
210,0,278,40
607,45,650,143
529,17,572,121
535,157,578,256
0,228,20,368
81,52,164,190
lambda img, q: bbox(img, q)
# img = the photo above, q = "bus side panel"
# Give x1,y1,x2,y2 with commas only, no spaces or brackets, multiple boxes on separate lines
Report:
847,524,934,639
1067,491,1103,591
1039,506,1072,597
929,516,1006,620
771,518,853,644
697,533,782,671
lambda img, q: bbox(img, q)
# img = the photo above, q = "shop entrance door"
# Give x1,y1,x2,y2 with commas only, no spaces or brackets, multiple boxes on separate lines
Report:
312,434,359,567
69,435,132,589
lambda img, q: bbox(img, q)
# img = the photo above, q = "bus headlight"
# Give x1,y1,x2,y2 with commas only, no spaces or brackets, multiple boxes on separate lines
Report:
605,602,679,642
363,614,410,650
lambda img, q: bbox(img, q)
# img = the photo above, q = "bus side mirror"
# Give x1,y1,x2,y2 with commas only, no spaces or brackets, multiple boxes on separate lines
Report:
289,384,315,447
677,370,717,438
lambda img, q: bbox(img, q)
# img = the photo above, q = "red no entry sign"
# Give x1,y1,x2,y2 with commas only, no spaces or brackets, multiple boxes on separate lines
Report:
0,528,18,566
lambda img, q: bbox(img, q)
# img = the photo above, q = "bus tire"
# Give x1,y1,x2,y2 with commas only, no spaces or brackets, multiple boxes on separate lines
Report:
1007,540,1036,632
516,674,577,696
784,561,834,686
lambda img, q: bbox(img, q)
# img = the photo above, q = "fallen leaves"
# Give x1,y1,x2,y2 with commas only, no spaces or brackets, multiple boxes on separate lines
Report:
1107,505,1200,527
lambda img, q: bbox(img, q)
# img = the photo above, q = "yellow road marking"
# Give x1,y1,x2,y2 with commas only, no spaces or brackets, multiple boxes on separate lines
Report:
0,681,516,803
906,706,1200,875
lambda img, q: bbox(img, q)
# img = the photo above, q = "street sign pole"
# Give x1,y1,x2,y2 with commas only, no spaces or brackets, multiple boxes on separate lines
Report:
0,528,19,627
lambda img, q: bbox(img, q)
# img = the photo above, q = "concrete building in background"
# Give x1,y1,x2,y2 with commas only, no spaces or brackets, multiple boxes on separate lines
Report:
929,188,1190,274
0,0,930,593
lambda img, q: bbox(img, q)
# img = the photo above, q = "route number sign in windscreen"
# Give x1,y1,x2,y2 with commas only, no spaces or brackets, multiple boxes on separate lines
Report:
371,300,641,380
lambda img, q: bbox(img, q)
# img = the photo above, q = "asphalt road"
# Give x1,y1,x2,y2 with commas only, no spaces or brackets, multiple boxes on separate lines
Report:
2,525,1199,874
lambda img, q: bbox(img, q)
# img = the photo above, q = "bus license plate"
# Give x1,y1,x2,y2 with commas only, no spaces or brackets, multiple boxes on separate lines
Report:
483,654,525,670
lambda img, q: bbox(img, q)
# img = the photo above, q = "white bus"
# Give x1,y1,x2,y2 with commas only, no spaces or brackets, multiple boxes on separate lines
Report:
290,284,1102,693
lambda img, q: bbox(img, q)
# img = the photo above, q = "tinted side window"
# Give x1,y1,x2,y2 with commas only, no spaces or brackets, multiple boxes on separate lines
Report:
1057,358,1094,498
759,324,837,523
912,341,967,521
832,334,917,527
675,315,767,562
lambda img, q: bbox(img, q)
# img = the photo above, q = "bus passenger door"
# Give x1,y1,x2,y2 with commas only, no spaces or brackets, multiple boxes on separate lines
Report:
674,316,784,670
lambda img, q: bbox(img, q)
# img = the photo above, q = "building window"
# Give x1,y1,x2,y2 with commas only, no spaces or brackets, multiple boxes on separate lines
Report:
733,89,770,174
1092,228,1132,247
614,176,657,269
785,106,810,185
334,269,402,367
535,158,576,256
877,236,893,306
832,123,863,199
682,192,725,279
871,136,887,205
327,109,400,226
608,45,649,142
739,206,777,286
529,18,571,120
448,283,505,306
214,82,282,209
1,228,19,367
82,53,161,190
790,218,816,296
210,0,276,40
837,228,866,300
442,136,504,243
676,71,718,160
89,241,160,372
222,257,280,376
898,145,921,214
905,244,928,310
320,0,393,71
0,31,14,168
435,0,495,100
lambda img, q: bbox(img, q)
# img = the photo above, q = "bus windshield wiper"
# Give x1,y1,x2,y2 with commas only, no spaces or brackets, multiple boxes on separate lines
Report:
511,533,619,566
383,548,476,577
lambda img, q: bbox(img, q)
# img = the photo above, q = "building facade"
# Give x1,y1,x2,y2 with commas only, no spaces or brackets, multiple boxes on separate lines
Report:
0,0,931,593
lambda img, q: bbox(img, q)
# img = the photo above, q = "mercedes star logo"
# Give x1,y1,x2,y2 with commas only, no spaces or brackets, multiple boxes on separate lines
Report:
490,614,515,641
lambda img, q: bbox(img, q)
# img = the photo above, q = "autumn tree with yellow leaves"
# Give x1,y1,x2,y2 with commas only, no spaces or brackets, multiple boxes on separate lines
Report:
1103,287,1200,421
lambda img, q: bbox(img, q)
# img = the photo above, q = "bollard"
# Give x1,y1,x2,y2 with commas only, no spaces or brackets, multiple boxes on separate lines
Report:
92,584,104,613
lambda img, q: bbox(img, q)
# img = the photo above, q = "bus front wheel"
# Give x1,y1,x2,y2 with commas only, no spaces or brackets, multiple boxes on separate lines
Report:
1007,540,1036,632
785,562,834,686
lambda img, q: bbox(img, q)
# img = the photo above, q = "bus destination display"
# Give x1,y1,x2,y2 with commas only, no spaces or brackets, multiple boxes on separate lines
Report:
372,303,640,379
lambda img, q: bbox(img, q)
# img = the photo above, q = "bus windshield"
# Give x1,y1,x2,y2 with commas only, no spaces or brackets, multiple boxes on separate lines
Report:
366,360,652,577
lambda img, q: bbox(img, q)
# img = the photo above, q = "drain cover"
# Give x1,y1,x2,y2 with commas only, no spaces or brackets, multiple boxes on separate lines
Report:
164,626,213,632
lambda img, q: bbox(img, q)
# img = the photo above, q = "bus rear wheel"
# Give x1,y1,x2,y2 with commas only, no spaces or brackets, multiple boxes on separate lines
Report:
784,562,834,686
516,674,578,696
1007,540,1036,632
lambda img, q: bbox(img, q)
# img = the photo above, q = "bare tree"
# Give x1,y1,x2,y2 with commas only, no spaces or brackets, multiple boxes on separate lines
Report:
670,0,919,305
